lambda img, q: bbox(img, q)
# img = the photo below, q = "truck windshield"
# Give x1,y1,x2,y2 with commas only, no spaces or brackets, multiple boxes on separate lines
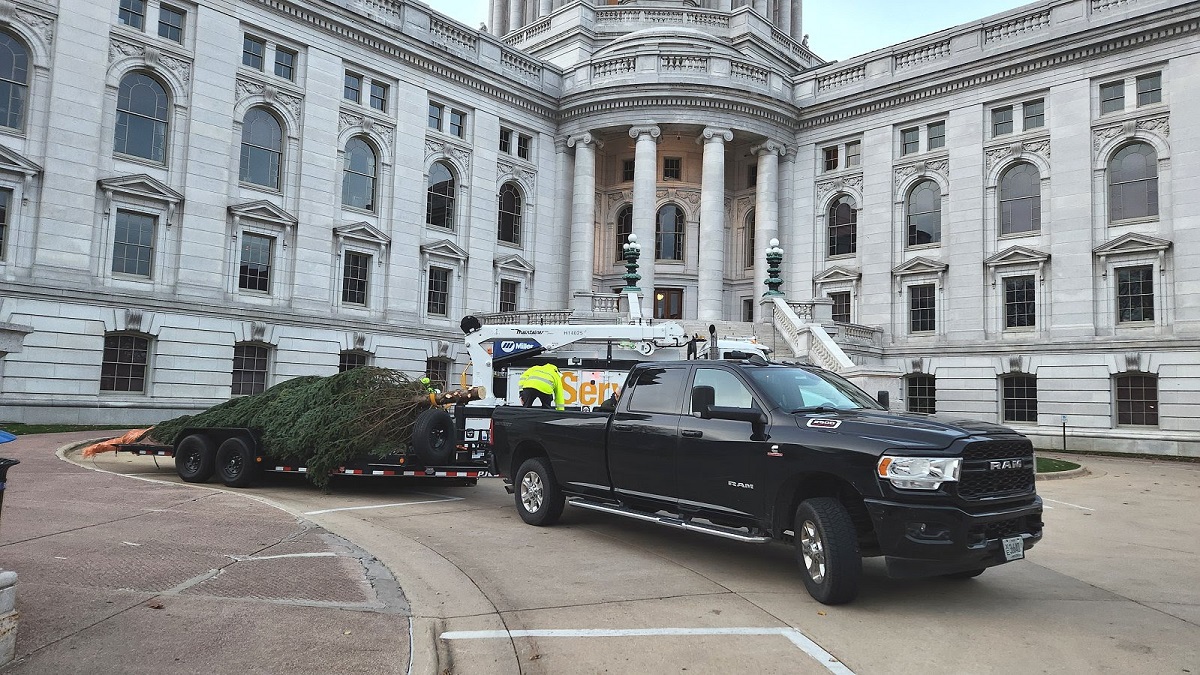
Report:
745,367,881,412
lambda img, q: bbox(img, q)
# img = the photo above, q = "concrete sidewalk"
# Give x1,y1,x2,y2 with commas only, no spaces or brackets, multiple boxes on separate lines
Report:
0,432,411,674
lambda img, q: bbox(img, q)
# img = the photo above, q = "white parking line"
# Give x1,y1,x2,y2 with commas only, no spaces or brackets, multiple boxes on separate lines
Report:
303,495,463,515
1043,498,1094,511
440,626,855,674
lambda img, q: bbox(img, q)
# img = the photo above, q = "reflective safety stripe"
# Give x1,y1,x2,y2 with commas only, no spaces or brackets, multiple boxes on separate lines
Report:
524,375,555,387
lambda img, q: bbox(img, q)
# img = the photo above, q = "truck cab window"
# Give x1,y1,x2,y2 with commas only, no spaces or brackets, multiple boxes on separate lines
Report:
747,367,878,411
626,367,688,414
691,368,755,410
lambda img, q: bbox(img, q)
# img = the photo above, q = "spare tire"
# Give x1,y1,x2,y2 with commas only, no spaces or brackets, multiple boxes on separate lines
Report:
175,434,216,483
412,408,456,466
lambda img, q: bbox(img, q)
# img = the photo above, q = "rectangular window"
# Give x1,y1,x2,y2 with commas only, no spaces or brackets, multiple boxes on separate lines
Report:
1023,99,1045,130
663,157,682,181
369,82,388,112
1116,374,1158,426
909,284,935,333
1004,275,1036,328
425,357,451,389
623,159,635,182
427,266,450,316
927,122,945,150
427,103,443,130
1117,265,1154,322
1003,375,1038,423
517,134,531,160
119,0,146,30
1136,73,1162,107
742,298,754,323
822,146,839,172
232,344,269,396
238,233,273,293
906,374,936,414
274,47,296,81
342,251,370,305
499,128,512,154
0,188,9,261
845,141,861,167
343,72,362,103
499,279,519,313
448,110,466,137
829,292,851,324
157,5,185,42
1100,81,1124,114
242,35,266,70
101,333,149,393
339,351,367,372
992,106,1014,136
112,211,155,278
901,128,919,155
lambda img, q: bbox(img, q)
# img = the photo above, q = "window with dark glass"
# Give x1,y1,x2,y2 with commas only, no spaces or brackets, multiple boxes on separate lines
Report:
1117,265,1154,323
425,357,451,389
927,122,945,150
615,205,632,261
654,288,683,319
1136,73,1161,106
0,32,29,130
341,137,376,211
498,182,522,244
1115,374,1157,426
238,232,272,292
232,344,269,396
901,128,919,155
101,333,149,392
427,103,443,130
747,163,757,186
339,351,368,372
499,128,511,154
426,161,455,229
1023,99,1044,130
342,251,369,305
1003,375,1037,422
906,374,936,414
343,72,362,103
239,107,283,189
827,195,857,257
992,106,1013,136
0,188,9,261
830,292,851,324
999,162,1041,235
909,284,935,333
427,267,450,316
157,5,184,42
906,180,941,246
1100,80,1124,114
114,72,169,162
655,204,685,260
274,47,296,80
742,299,754,322
448,109,465,137
242,35,265,70
517,134,531,160
119,0,146,29
369,82,387,111
846,142,861,166
823,146,838,172
743,209,755,268
499,279,519,313
663,157,681,181
1108,143,1158,222
622,159,635,182
112,210,155,277
1004,275,1036,328
627,366,688,414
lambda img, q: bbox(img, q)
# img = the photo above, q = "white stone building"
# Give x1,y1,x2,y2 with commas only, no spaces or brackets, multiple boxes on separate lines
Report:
0,0,1196,456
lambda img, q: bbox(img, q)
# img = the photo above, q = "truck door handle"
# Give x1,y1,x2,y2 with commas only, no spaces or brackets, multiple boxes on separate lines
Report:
613,424,633,432
681,430,703,438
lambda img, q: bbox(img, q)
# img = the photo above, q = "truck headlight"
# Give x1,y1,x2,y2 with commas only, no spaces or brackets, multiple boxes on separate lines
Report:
877,456,961,491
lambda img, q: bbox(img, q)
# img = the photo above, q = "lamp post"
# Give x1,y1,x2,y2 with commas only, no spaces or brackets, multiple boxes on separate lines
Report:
621,234,642,293
763,238,784,297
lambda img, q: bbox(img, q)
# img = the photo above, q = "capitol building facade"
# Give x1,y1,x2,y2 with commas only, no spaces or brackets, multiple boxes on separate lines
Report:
0,0,1197,456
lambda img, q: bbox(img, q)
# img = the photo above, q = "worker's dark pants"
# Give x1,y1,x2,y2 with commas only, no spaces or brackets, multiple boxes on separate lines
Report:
520,388,553,407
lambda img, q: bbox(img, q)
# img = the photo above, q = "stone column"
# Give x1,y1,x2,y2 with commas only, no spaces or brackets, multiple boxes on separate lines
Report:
491,0,506,36
720,0,732,10
791,0,802,40
507,0,522,33
630,125,661,317
752,141,784,322
567,133,598,312
697,127,733,321
539,0,552,17
753,0,767,17
779,0,792,39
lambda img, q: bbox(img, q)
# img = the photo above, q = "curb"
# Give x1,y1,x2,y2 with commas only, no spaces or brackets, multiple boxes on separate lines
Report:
1035,466,1090,481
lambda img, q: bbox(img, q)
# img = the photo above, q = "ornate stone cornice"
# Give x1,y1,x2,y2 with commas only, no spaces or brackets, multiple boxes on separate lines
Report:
235,77,303,124
0,3,54,48
1091,114,1170,151
425,137,472,174
109,35,192,90
893,157,949,189
656,187,701,207
815,173,863,199
984,137,1050,173
340,109,395,153
497,159,536,193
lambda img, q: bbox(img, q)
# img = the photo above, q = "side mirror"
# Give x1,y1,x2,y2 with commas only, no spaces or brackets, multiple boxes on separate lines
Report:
876,391,890,409
691,385,716,418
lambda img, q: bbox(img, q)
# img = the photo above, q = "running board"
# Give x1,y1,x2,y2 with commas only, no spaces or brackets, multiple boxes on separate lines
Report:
568,498,771,543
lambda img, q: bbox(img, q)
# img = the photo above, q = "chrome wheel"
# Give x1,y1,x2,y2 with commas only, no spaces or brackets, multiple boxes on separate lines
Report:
520,471,544,513
800,519,826,584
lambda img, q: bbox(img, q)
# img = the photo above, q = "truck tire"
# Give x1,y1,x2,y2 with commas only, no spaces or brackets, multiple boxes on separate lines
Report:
794,498,861,605
175,434,216,483
943,568,986,580
215,436,258,488
514,457,565,526
412,408,456,466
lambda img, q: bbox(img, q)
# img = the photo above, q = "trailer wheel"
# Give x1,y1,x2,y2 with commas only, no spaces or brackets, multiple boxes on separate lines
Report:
215,437,258,488
175,434,216,483
412,408,456,466
794,498,862,605
514,457,565,526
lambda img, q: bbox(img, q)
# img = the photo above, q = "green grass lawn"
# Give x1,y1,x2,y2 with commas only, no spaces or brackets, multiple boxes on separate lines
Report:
1036,456,1080,473
0,423,136,436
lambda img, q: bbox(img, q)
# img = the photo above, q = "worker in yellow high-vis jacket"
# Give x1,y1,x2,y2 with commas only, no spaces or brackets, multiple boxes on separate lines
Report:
518,363,564,410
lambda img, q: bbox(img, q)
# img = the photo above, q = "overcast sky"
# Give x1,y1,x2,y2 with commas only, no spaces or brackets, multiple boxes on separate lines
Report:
424,0,1033,62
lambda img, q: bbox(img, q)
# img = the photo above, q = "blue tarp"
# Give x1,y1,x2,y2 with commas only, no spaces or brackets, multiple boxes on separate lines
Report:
0,431,16,444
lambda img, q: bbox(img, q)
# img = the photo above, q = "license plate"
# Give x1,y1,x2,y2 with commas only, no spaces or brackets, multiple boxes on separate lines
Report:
1002,536,1024,561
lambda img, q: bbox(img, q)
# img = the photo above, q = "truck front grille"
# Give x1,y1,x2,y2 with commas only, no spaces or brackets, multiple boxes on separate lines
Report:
957,439,1036,501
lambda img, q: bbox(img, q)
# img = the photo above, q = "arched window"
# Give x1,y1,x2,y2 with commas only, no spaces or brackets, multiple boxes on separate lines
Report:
827,195,857,257
906,180,941,246
743,209,756,268
115,72,169,162
497,181,522,244
614,205,632,262
999,163,1041,235
1108,143,1158,222
426,161,455,229
0,32,29,130
342,136,376,211
655,204,685,261
239,107,283,189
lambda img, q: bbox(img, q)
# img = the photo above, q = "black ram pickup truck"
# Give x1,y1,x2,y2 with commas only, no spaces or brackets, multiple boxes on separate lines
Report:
491,358,1044,604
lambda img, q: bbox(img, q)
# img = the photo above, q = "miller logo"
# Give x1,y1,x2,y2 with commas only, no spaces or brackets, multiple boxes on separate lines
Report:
500,340,538,352
989,459,1023,470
